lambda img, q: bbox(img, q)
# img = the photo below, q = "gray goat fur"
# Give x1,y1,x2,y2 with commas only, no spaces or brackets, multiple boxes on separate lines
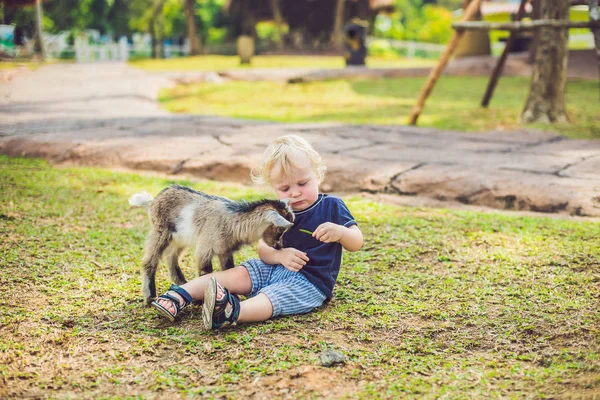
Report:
129,185,294,305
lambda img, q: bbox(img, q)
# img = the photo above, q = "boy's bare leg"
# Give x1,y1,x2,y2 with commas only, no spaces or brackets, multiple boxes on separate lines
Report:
157,266,252,314
236,293,273,323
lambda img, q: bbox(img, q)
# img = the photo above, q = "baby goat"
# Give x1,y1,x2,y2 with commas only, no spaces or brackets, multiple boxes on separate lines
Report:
129,185,294,305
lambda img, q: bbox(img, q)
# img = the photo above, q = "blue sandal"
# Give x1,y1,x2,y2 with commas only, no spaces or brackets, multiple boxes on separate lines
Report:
151,284,193,322
202,277,241,330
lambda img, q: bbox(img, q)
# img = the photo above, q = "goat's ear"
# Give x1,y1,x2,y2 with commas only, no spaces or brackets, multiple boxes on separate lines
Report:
265,210,294,228
280,198,292,206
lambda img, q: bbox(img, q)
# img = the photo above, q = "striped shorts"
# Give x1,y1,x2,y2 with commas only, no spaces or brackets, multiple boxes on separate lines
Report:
241,258,326,318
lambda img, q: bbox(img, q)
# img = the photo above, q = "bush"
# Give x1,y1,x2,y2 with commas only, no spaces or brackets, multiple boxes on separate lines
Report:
255,21,288,46
373,0,453,44
368,39,401,58
206,27,227,45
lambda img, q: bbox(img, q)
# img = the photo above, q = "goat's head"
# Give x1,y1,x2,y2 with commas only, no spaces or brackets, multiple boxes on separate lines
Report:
262,199,295,249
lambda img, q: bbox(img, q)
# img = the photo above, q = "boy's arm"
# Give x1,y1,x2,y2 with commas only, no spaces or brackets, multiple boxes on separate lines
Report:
313,223,363,252
258,240,310,272
257,240,282,265
339,225,363,252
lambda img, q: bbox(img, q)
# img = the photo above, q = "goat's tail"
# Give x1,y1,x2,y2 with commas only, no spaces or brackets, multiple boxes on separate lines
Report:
128,191,154,208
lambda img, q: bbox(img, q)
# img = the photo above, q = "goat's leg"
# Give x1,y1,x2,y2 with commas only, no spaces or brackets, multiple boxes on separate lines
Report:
141,228,171,306
219,253,236,270
194,246,214,276
165,245,186,285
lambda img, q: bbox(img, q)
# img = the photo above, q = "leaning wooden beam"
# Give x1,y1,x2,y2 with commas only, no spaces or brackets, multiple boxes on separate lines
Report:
408,0,484,126
452,20,600,31
481,0,529,107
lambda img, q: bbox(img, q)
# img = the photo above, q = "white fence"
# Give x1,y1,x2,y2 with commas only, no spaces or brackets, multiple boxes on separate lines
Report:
17,31,597,62
74,38,129,62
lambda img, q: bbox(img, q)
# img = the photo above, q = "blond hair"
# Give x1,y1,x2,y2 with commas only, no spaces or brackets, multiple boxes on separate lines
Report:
252,135,327,186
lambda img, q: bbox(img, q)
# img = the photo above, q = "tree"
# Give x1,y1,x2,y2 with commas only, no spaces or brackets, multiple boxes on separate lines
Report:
521,0,569,123
269,0,284,50
184,0,202,55
332,0,346,50
34,0,44,60
150,0,167,58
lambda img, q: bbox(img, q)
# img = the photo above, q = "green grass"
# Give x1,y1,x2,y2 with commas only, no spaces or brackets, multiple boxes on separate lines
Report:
130,54,437,72
0,61,42,70
159,76,599,139
1,155,599,398
0,59,74,70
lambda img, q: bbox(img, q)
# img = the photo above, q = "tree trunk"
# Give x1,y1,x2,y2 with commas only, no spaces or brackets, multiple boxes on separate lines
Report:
34,0,44,60
184,0,202,56
237,0,255,64
521,0,569,123
151,0,166,59
528,0,541,63
332,0,346,50
269,0,284,51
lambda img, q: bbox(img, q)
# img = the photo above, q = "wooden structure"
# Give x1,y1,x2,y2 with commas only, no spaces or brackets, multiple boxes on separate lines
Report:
481,0,529,107
408,0,484,125
408,0,600,125
224,0,394,50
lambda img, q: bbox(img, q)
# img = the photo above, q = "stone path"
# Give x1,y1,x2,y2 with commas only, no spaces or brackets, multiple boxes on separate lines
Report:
1,62,599,217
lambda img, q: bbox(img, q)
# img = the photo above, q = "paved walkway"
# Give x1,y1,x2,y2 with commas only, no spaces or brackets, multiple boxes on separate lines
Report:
1,62,599,217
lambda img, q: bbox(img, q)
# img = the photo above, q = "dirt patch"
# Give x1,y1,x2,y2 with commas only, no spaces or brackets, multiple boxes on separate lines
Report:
246,365,361,399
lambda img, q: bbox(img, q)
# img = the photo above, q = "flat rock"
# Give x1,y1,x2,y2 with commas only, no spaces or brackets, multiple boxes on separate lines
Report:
1,63,599,217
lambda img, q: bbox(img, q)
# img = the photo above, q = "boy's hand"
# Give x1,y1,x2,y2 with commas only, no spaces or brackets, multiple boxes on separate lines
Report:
279,248,309,272
313,222,344,243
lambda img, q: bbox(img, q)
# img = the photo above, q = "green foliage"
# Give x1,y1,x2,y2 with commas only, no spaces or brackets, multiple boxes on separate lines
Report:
206,27,227,44
367,39,397,57
374,0,453,44
196,0,227,43
163,0,187,37
127,0,153,35
4,0,227,40
255,21,289,46
417,5,453,43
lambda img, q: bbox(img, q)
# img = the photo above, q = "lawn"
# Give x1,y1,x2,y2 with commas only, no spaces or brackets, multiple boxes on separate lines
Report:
1,155,599,398
130,54,437,72
0,61,42,70
159,76,599,140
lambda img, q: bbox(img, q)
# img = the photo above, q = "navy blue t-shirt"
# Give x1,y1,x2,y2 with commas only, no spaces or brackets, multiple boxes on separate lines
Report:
282,194,357,300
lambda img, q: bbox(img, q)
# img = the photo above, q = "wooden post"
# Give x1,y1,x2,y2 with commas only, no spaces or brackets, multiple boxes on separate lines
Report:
481,0,529,107
408,0,484,125
270,0,284,51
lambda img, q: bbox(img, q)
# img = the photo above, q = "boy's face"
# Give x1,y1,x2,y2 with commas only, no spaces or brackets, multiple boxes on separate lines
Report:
270,156,320,212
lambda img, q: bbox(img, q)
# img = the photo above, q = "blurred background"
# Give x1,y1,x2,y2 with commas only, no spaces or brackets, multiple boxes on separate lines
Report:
0,0,594,63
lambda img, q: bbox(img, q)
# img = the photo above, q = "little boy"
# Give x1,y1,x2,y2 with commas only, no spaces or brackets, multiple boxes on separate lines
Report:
152,134,363,330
